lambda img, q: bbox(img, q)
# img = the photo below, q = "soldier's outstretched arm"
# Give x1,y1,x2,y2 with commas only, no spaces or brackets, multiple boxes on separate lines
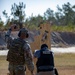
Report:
23,43,34,75
5,28,12,42
5,27,13,49
5,25,16,49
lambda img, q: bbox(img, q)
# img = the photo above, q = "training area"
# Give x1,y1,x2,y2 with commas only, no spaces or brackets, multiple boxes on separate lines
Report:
0,22,75,75
0,1,75,74
0,53,75,75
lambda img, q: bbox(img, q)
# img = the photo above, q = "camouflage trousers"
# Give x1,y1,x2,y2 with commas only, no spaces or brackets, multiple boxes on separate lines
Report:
8,63,26,75
36,70,55,75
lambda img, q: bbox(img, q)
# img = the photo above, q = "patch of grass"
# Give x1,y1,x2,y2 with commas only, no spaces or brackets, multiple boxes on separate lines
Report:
0,53,75,75
0,56,8,68
54,53,75,66
0,56,8,75
54,53,75,75
51,25,75,32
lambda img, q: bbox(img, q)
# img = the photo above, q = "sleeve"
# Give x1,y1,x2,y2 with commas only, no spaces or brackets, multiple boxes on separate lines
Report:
34,50,40,58
23,43,34,72
5,28,13,49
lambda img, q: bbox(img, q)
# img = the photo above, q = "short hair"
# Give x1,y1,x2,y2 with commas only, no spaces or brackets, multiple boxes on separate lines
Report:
41,44,48,49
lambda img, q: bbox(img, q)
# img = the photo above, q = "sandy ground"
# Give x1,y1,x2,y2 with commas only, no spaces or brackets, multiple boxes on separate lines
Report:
0,47,75,75
0,46,75,56
0,53,75,75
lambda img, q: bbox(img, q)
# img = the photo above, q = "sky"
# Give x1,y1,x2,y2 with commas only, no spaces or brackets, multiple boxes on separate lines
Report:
0,0,75,22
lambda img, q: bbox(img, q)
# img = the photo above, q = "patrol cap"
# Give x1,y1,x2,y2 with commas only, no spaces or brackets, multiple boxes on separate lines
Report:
18,28,28,37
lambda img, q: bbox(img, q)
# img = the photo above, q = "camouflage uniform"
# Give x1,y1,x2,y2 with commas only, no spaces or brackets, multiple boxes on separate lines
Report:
5,28,34,75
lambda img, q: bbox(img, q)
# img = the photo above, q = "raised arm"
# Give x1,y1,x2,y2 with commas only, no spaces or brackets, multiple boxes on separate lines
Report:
5,25,16,49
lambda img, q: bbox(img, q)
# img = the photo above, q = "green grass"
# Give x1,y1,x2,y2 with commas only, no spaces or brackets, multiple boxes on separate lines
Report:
51,25,75,32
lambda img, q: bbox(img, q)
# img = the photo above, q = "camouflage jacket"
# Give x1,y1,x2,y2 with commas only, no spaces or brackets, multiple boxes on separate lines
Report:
5,28,34,72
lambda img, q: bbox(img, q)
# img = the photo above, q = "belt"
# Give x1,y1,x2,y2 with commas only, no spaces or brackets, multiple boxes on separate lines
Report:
37,66,54,72
9,62,24,65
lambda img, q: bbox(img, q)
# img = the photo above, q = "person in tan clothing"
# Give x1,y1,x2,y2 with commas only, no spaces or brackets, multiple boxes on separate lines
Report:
34,44,55,75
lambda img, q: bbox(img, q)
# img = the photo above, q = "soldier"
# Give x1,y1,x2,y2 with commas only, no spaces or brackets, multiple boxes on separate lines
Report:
34,44,55,75
5,25,34,75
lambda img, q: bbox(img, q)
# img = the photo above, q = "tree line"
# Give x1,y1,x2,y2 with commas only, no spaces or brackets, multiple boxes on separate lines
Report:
0,2,75,31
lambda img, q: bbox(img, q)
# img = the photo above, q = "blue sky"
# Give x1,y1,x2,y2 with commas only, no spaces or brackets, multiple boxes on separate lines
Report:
0,0,75,22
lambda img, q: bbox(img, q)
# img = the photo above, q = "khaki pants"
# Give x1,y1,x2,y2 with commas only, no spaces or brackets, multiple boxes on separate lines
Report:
36,71,54,75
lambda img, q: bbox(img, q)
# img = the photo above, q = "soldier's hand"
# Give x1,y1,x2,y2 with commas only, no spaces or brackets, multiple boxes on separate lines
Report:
31,71,35,75
31,73,35,75
10,24,17,31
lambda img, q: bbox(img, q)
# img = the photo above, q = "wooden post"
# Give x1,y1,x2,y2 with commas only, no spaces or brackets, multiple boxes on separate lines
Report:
40,23,51,49
30,23,51,51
